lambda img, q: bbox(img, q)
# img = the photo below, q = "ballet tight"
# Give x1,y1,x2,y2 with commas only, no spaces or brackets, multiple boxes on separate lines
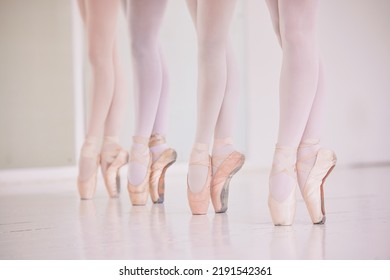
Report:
266,0,324,200
125,0,170,186
186,0,239,192
78,0,127,181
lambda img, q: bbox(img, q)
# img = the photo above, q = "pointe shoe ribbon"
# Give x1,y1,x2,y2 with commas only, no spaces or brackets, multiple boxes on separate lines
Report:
211,150,245,213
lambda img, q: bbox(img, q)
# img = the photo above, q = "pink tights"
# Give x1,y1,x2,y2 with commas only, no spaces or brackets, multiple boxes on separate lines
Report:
266,0,324,200
186,0,240,192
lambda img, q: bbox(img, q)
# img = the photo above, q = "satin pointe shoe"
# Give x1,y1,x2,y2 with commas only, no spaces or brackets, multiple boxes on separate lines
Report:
101,139,129,198
127,136,152,206
211,151,245,213
268,145,298,226
297,144,337,224
187,143,212,215
149,134,177,204
77,138,100,200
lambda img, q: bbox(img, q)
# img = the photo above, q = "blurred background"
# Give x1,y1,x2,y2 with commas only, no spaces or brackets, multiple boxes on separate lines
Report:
0,0,389,183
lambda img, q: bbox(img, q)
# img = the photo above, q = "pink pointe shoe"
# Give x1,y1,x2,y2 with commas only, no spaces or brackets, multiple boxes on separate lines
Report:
77,139,100,200
101,139,128,198
187,143,212,215
127,136,152,206
298,144,337,224
211,151,245,213
149,134,177,204
268,145,298,226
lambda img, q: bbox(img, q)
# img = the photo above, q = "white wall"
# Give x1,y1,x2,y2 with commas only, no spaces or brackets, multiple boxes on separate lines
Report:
0,0,75,169
244,0,390,167
320,0,390,165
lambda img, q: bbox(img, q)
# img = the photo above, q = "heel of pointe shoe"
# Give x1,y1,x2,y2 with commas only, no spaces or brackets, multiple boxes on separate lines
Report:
211,151,245,213
302,149,337,224
149,134,176,204
150,149,177,204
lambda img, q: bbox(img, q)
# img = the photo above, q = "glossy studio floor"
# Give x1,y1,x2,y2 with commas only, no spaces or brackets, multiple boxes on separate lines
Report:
0,163,389,260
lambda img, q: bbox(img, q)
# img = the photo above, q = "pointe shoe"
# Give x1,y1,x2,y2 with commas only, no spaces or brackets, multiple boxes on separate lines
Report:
149,134,177,204
211,151,245,213
268,145,298,226
101,139,128,198
77,139,100,200
187,143,212,215
127,136,152,206
298,146,337,224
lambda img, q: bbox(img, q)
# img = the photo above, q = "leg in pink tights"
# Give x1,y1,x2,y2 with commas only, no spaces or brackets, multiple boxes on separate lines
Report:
276,0,320,147
81,0,121,139
186,0,238,193
126,0,169,186
212,42,240,174
100,39,129,196
149,47,170,161
297,60,325,189
148,47,177,204
103,39,128,139
78,0,128,198
266,0,336,225
266,0,325,192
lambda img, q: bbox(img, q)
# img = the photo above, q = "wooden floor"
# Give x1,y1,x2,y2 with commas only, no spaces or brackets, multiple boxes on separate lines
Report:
0,164,389,260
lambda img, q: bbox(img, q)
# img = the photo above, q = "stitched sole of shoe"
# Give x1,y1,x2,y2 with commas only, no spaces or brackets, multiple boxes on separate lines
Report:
153,159,176,204
313,163,336,225
152,152,177,204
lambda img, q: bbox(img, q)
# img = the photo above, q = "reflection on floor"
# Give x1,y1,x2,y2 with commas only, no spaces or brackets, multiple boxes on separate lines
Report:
0,164,389,260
